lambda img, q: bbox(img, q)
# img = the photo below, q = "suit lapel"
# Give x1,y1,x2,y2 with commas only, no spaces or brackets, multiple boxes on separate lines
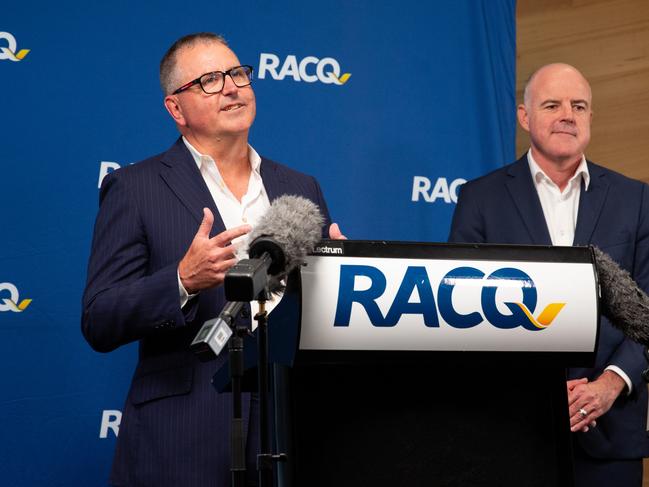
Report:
260,158,290,202
504,157,552,245
573,162,609,245
158,138,226,236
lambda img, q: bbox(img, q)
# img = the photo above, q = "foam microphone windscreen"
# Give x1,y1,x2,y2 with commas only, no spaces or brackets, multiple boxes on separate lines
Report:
247,195,325,293
593,246,649,346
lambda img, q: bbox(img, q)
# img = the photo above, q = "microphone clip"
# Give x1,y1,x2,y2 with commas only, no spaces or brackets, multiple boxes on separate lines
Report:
190,301,247,362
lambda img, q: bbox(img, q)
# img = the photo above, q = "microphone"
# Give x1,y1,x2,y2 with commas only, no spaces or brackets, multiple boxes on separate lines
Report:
225,195,324,302
592,246,649,346
190,301,242,361
191,195,325,361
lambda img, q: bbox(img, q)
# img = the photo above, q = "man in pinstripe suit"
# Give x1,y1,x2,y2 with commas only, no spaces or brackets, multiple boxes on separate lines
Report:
82,32,343,487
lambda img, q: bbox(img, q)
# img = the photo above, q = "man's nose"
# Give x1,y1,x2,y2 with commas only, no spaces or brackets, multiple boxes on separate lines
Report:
559,102,575,122
221,74,238,95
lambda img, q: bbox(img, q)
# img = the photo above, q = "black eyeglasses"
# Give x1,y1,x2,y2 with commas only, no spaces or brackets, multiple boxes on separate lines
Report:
172,65,254,95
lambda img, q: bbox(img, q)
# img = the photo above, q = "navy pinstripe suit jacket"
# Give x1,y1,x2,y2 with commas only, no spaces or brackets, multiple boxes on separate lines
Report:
449,156,649,461
82,138,332,486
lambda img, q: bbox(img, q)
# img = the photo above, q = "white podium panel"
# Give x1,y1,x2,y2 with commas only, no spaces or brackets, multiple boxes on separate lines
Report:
299,242,598,353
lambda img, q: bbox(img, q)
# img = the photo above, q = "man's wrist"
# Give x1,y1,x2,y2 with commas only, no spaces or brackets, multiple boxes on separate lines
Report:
599,369,627,396
603,365,632,395
178,263,196,295
178,269,198,308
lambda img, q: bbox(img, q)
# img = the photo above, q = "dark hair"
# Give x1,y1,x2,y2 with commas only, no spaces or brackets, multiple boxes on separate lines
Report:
159,32,228,95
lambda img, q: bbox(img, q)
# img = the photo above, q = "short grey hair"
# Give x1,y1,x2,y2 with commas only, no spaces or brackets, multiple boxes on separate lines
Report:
159,32,228,95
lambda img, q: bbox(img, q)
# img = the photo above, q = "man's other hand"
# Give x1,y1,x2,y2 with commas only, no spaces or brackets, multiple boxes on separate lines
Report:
329,223,347,240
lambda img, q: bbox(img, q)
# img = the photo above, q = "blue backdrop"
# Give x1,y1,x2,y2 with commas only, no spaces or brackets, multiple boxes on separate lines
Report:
1,1,516,485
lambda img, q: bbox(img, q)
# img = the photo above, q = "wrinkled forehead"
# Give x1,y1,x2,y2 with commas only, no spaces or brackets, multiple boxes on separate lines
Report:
176,41,241,80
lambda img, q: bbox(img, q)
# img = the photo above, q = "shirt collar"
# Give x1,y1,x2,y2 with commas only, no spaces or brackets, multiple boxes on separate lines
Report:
182,136,262,175
527,149,590,191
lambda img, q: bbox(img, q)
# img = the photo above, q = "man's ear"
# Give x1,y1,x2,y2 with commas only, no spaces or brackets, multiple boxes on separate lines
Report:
164,95,186,126
517,104,530,132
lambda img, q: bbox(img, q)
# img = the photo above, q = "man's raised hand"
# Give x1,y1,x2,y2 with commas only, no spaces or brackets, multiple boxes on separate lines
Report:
178,208,251,294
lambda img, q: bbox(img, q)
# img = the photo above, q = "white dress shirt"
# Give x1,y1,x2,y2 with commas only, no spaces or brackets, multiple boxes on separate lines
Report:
178,137,279,323
527,150,631,392
528,150,589,247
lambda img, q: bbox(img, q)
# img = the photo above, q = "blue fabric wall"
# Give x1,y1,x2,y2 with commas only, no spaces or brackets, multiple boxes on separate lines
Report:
0,1,516,485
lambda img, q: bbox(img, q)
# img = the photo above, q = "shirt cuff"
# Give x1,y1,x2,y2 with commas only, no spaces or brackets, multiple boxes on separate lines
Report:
178,270,198,308
605,365,632,395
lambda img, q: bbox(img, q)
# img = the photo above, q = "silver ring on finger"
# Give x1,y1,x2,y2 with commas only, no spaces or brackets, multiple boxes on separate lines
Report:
578,407,588,418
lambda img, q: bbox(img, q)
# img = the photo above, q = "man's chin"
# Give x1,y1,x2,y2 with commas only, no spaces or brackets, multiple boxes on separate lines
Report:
548,149,584,164
215,117,255,136
533,143,584,165
213,125,252,139
542,140,583,157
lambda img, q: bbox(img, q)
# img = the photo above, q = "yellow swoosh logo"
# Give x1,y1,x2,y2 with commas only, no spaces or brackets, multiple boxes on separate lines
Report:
1,47,29,62
2,298,32,312
338,73,351,84
326,72,352,85
15,49,30,60
514,302,565,329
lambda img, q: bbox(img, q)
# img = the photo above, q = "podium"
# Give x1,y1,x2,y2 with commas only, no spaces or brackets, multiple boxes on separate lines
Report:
217,241,599,487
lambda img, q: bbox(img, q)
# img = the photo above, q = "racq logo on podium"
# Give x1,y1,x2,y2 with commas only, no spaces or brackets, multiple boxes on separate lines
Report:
300,256,598,352
0,32,30,62
333,265,565,331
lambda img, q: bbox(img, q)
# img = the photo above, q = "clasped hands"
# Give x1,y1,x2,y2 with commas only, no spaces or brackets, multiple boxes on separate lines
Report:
567,370,626,433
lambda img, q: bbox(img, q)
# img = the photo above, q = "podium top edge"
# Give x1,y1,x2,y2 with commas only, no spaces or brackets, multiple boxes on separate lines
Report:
309,240,594,263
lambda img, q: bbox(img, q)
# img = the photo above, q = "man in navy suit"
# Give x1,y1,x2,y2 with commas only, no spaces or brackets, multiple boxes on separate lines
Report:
449,63,649,486
82,33,343,487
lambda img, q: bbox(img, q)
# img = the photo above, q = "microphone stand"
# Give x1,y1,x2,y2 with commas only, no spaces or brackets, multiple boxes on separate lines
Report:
224,251,289,486
255,288,287,487
229,315,251,487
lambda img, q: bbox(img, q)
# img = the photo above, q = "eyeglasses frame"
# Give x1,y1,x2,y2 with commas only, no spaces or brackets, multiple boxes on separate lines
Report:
172,65,254,95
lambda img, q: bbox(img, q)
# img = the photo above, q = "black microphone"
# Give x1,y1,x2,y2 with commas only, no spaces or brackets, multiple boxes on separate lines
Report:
592,246,649,346
190,301,243,361
224,195,324,302
191,195,325,361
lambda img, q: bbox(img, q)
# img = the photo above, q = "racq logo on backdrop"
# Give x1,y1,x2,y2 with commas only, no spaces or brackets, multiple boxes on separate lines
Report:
411,176,466,204
0,32,30,62
100,410,121,438
98,161,121,188
0,282,32,312
258,53,351,85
